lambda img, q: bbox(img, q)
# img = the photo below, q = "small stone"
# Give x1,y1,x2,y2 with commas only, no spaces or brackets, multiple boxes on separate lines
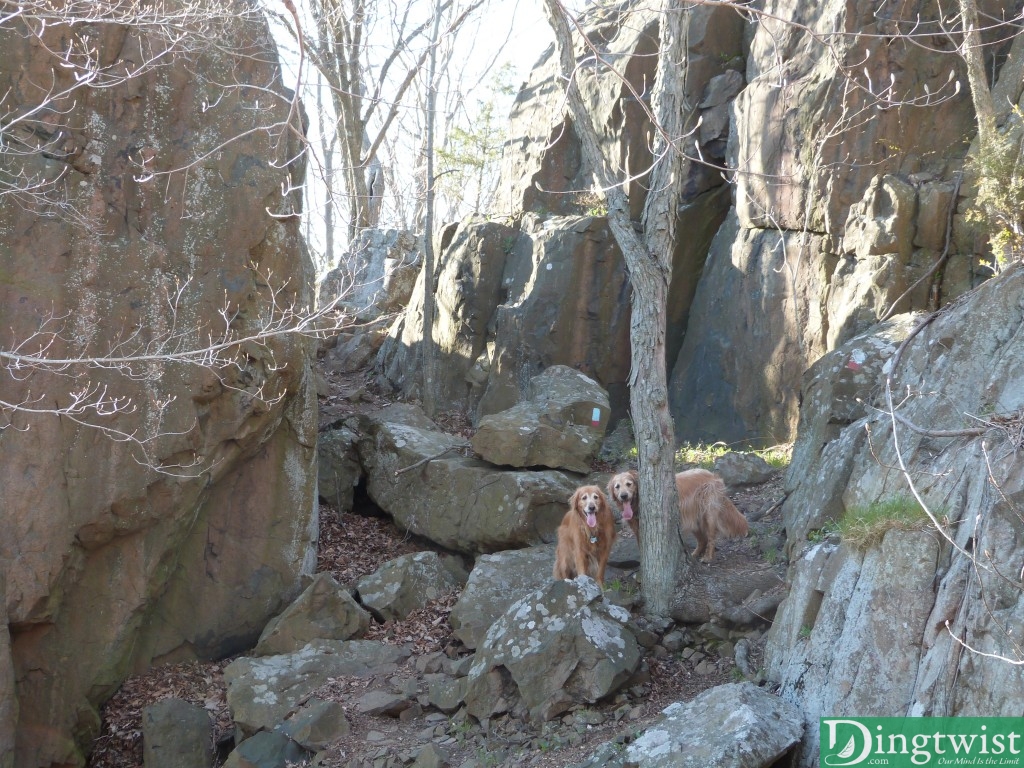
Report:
695,659,718,675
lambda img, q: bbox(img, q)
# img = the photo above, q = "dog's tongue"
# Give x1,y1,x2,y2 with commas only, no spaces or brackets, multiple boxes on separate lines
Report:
586,512,597,528
621,501,634,521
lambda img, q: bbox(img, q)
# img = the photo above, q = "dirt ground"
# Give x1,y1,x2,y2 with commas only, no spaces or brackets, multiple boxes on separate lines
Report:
87,366,790,768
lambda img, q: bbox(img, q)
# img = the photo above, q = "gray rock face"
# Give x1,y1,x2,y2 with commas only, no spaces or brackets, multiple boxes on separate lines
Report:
781,314,922,547
254,573,371,656
449,547,558,650
765,533,940,765
378,0,742,426
321,327,389,376
354,404,578,553
318,229,419,315
142,698,214,768
376,215,639,423
471,216,636,423
376,219,517,411
765,265,1024,764
471,365,610,473
497,2,740,223
225,641,410,738
356,552,468,622
577,683,804,768
669,216,832,446
463,577,639,721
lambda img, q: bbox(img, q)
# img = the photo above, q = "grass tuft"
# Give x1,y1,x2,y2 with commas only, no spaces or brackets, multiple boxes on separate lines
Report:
675,441,732,468
838,497,934,550
673,441,793,471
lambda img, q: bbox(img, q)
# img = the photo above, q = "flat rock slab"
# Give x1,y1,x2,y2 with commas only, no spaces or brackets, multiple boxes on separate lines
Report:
225,640,410,737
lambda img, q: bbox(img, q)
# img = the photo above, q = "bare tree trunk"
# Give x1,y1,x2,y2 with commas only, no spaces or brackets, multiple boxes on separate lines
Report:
543,0,692,617
421,1,443,418
957,0,996,144
315,71,336,272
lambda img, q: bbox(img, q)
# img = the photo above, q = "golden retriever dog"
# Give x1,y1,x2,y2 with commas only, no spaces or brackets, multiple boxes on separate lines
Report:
607,468,748,563
553,486,616,588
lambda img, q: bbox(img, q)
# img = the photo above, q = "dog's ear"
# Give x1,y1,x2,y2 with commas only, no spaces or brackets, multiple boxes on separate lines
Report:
568,487,582,509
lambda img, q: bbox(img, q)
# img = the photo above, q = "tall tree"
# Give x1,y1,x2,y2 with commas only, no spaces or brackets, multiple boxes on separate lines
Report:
542,0,694,617
421,0,444,418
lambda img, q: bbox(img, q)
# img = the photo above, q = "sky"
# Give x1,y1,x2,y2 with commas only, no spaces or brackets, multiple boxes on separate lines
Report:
460,0,554,86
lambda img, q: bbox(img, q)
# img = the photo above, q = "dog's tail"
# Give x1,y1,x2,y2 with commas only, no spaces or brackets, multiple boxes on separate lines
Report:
700,477,749,538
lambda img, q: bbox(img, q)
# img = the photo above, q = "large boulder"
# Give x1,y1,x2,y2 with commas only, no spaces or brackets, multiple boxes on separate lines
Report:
449,547,558,650
470,216,635,422
254,574,371,657
471,365,610,473
765,264,1024,765
353,404,578,553
577,683,804,768
376,215,638,422
463,577,640,721
451,540,640,651
375,218,517,411
356,552,468,622
0,8,317,765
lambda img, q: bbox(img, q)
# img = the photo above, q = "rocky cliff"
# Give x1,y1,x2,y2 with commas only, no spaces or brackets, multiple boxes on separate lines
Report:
378,1,742,424
764,264,1024,765
669,0,995,445
0,6,317,766
379,0,994,444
